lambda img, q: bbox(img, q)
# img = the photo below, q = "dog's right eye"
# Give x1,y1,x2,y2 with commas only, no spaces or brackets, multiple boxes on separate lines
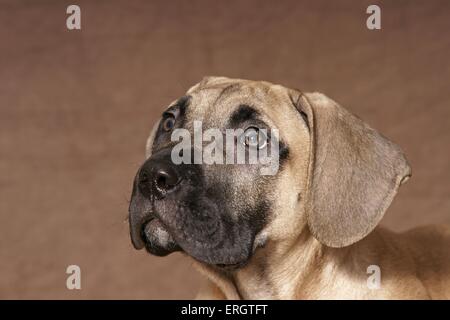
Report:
162,116,176,132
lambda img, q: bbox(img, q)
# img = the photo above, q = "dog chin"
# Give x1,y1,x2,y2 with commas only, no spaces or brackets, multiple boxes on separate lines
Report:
142,218,180,256
142,211,255,268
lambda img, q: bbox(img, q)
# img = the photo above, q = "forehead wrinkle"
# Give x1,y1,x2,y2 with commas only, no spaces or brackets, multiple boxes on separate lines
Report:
202,84,248,127
217,86,280,130
186,86,236,128
186,81,285,130
213,83,242,106
184,88,218,126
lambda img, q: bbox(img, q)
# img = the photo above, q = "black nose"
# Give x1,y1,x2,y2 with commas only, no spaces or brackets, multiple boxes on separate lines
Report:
138,161,180,198
154,166,179,192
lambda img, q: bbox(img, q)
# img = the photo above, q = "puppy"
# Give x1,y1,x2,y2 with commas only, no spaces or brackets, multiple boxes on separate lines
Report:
129,77,450,299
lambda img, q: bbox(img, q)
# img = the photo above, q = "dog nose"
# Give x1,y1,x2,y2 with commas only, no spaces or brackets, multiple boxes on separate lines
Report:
138,161,180,198
154,165,179,192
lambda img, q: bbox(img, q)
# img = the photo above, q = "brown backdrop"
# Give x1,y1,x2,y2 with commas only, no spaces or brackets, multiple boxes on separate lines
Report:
1,0,449,299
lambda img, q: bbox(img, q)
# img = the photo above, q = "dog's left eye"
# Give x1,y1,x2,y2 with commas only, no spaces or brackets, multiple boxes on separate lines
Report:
241,126,268,149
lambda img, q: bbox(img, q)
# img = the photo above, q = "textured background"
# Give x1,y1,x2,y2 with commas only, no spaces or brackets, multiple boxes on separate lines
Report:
1,0,449,299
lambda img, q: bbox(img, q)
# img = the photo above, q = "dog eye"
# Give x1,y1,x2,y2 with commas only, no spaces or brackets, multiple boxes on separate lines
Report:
162,116,176,132
241,126,267,149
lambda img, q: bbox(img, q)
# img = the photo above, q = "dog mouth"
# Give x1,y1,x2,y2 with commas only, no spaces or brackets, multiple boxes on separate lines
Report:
139,217,242,269
130,192,255,267
138,211,253,268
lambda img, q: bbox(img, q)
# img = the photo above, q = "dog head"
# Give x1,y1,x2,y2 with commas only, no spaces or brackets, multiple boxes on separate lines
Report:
128,76,411,268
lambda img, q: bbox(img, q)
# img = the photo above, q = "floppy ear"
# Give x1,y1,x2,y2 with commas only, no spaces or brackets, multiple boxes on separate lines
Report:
294,92,411,247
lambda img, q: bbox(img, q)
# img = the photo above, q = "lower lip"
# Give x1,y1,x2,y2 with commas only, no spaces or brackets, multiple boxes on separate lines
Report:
142,217,172,241
143,217,159,235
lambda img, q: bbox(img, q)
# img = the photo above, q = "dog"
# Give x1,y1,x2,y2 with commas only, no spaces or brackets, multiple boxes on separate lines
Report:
129,76,450,299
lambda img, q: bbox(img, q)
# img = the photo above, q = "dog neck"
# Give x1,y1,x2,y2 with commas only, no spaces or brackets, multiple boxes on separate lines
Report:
194,226,360,299
232,227,331,299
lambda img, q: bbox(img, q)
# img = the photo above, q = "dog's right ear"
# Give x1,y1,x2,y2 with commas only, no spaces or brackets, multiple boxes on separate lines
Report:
292,91,411,248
